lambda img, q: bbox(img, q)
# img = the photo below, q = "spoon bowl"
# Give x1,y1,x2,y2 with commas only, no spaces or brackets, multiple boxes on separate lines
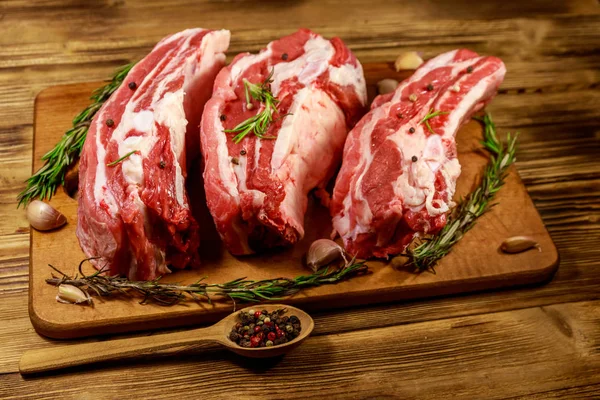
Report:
20,304,314,375
217,304,314,358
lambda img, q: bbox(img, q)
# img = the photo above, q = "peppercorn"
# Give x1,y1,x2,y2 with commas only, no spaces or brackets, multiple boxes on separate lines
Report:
262,309,268,315
263,317,271,323
281,53,289,60
467,66,474,73
281,316,289,324
397,113,404,119
105,119,114,127
231,157,239,165
412,156,418,162
159,161,166,169
254,311,262,319
220,114,226,121
267,332,276,341
240,149,247,156
285,325,294,333
258,314,266,321
426,83,434,91
250,336,261,348
128,82,137,90
229,331,239,341
409,127,415,133
266,340,274,347
289,316,299,324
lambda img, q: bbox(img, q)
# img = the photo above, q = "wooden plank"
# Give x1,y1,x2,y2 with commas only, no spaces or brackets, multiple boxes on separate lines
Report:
28,64,558,338
1,300,598,398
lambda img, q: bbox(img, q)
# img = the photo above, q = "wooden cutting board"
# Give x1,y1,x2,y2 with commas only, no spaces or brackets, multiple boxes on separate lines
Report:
29,63,559,339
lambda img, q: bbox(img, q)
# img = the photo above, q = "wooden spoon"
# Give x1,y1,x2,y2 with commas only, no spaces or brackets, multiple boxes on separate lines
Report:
19,304,314,375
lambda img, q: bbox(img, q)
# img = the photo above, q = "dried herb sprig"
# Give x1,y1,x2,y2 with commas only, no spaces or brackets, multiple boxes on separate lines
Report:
17,63,135,207
224,69,287,144
46,258,369,308
403,113,518,272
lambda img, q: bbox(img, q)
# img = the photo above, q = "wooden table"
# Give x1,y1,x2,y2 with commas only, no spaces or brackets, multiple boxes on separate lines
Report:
1,1,599,398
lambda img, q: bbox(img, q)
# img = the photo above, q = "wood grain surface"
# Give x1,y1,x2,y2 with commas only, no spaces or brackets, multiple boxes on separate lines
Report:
28,72,558,339
0,0,599,398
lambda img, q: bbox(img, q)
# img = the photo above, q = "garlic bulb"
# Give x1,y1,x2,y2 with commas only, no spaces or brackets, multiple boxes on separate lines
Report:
394,51,424,71
500,236,541,254
56,284,92,305
306,239,347,272
377,79,399,95
26,200,67,231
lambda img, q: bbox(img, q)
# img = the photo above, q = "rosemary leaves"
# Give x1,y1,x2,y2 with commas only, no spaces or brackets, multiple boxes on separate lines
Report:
403,113,518,272
46,258,369,307
419,109,449,134
224,69,287,144
17,63,135,207
107,150,137,167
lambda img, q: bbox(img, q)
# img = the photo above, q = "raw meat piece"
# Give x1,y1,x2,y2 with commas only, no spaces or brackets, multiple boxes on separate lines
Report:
201,29,367,255
331,49,506,258
77,28,230,280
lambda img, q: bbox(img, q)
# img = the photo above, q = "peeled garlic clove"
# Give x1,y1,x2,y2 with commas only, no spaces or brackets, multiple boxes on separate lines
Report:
394,51,424,71
26,200,67,231
500,236,541,254
56,284,92,305
306,239,345,272
377,79,399,95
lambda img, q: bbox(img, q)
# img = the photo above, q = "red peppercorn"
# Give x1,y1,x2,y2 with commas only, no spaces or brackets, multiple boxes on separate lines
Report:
264,321,273,327
254,311,262,319
277,330,286,338
268,332,276,341
250,336,261,348
254,326,262,333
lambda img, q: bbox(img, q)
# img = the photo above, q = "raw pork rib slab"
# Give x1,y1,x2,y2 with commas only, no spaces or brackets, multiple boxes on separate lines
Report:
77,28,230,280
201,29,367,255
331,49,506,259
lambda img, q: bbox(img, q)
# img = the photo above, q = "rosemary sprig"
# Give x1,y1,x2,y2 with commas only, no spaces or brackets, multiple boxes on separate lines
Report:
46,258,369,308
17,63,135,207
224,69,286,144
403,113,518,272
107,150,137,167
419,109,449,134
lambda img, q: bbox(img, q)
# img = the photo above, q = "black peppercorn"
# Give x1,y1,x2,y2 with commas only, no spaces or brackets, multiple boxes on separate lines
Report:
409,127,415,133
397,113,403,119
220,114,226,121
426,83,434,91
231,157,239,165
159,161,166,169
289,316,299,324
467,66,474,73
412,156,418,162
240,149,247,156
128,82,137,90
281,53,289,60
105,119,114,127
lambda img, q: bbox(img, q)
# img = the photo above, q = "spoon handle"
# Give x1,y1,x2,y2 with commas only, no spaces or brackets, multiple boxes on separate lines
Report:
19,326,224,375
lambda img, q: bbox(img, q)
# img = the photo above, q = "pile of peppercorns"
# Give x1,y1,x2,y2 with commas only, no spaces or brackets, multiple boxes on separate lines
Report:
228,308,301,348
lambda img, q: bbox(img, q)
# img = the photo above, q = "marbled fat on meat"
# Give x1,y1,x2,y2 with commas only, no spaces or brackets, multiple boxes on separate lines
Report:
201,29,367,255
77,28,230,280
331,49,506,258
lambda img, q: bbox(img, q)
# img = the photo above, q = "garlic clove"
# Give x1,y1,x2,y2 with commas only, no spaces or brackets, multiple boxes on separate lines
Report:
306,239,346,272
56,284,92,305
377,79,399,95
394,51,424,71
500,236,541,254
26,200,67,231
